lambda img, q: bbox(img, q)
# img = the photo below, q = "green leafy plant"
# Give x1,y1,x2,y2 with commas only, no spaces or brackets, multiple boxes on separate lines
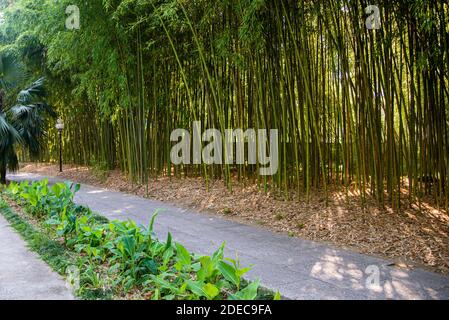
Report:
0,61,55,185
3,180,279,300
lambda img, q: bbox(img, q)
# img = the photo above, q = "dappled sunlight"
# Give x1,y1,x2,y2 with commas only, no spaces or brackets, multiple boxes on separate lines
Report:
389,280,422,300
86,190,106,194
5,172,449,300
310,255,364,290
18,162,449,276
306,249,446,299
1,0,447,301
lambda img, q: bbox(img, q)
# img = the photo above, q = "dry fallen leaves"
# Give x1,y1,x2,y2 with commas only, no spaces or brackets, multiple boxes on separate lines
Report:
20,163,449,275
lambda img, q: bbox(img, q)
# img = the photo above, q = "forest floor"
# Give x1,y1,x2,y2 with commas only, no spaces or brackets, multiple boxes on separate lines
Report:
19,162,449,276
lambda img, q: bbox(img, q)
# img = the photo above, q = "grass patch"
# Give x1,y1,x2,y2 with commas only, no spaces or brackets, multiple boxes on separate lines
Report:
0,198,111,300
274,213,285,221
0,198,72,275
222,207,233,215
296,222,305,230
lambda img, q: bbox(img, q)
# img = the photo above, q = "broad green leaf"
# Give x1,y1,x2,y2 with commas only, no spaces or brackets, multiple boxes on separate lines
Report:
150,275,178,292
152,289,160,300
51,183,63,198
164,232,172,251
20,192,29,199
175,242,191,265
236,266,252,278
41,185,48,196
203,283,219,299
186,281,219,300
191,261,201,272
218,261,239,287
149,211,159,233
179,282,188,293
73,183,81,194
142,258,159,275
212,242,225,263
197,256,214,282
121,235,136,256
229,280,260,300
7,182,19,195
162,246,174,266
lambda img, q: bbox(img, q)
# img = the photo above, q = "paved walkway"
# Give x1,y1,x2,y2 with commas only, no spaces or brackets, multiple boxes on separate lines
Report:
8,172,449,300
0,212,74,300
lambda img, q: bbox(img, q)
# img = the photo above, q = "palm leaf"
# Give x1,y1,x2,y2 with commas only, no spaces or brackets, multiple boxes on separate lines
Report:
1,78,55,159
8,105,45,157
0,54,26,91
17,77,46,104
0,112,21,149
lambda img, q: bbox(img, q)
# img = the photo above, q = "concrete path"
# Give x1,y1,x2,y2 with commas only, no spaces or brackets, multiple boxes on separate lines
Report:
0,213,74,300
8,172,449,300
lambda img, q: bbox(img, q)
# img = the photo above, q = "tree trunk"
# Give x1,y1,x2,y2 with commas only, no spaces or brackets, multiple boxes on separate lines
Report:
0,167,6,185
0,89,6,184
0,89,4,113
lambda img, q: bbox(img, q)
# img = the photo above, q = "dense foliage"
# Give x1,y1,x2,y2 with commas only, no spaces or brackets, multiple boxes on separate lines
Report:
0,0,448,207
0,52,54,184
2,179,277,299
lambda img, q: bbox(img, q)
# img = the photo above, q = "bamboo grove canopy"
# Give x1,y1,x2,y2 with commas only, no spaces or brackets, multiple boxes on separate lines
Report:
0,0,448,208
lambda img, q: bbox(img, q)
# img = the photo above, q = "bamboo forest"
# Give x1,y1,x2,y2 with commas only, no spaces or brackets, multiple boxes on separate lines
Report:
0,0,449,302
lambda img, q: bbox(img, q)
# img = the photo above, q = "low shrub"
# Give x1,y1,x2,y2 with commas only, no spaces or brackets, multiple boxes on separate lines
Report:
2,180,280,300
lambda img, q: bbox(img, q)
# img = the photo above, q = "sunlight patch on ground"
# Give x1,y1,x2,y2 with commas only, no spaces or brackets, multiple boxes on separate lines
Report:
86,190,106,194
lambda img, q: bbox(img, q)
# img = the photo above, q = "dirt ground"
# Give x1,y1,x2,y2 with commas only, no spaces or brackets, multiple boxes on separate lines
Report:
18,162,449,275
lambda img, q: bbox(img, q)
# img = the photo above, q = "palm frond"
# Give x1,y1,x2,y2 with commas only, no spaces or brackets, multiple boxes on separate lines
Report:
8,102,55,157
0,112,22,152
17,77,46,104
0,54,26,91
0,76,54,162
8,104,33,118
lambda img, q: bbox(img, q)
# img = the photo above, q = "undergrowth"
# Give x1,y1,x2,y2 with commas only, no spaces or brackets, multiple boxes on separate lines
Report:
0,180,279,300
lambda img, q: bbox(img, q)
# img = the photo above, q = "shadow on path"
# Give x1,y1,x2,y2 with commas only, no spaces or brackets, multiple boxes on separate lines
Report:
8,172,449,300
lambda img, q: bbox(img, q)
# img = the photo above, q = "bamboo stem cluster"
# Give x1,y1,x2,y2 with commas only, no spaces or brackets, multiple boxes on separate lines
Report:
12,0,448,207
